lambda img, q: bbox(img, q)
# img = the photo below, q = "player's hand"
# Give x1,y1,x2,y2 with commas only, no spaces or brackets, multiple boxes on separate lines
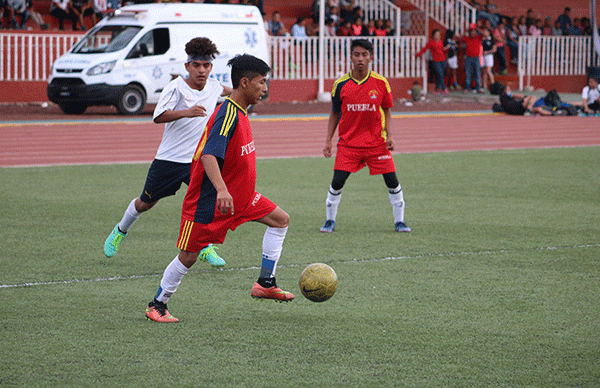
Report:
186,105,207,118
216,190,234,215
323,142,333,158
386,136,395,151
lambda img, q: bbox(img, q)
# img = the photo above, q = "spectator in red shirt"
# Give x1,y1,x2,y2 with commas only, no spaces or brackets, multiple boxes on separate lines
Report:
337,20,351,36
350,16,366,36
416,29,449,94
462,23,484,93
374,19,386,36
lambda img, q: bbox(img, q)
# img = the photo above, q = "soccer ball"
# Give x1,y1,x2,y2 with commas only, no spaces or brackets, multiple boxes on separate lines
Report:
298,263,337,302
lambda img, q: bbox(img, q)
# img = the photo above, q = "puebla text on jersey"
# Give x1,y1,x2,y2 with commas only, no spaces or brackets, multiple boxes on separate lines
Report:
332,70,394,148
183,98,256,224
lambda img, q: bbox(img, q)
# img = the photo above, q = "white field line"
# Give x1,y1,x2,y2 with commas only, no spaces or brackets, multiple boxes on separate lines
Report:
1,243,598,289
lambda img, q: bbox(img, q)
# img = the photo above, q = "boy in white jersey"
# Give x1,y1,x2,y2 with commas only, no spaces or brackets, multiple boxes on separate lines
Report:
103,37,232,265
582,76,600,115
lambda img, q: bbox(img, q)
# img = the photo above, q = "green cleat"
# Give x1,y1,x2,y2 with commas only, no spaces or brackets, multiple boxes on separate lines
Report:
199,244,226,267
104,224,126,258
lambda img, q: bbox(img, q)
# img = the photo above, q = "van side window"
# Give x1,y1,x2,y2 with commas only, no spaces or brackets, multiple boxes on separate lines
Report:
126,28,170,59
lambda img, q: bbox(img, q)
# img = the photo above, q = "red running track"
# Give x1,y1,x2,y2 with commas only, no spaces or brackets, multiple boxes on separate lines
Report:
1,114,599,167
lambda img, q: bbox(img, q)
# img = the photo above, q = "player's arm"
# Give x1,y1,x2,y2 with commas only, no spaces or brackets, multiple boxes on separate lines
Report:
153,106,207,123
200,154,234,215
383,107,394,151
323,111,340,158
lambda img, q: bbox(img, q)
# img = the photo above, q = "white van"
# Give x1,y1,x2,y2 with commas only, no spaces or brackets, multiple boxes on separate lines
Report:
47,3,268,115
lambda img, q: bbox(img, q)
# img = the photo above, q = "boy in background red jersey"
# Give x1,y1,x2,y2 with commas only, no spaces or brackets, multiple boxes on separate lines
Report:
416,29,449,94
462,23,484,93
320,39,411,234
145,54,294,323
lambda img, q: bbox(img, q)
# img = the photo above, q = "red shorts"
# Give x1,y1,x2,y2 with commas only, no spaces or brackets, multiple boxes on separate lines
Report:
177,192,276,252
334,144,396,175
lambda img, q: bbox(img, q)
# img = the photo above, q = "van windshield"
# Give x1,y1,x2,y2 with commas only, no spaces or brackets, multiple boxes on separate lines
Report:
72,26,143,54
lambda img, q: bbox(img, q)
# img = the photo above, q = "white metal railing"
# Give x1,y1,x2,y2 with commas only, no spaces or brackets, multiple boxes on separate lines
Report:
0,32,83,81
355,0,401,37
518,35,600,90
405,0,476,36
269,36,427,81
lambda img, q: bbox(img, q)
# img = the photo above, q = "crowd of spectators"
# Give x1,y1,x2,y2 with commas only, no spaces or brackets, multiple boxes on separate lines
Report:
266,0,397,38
0,0,261,30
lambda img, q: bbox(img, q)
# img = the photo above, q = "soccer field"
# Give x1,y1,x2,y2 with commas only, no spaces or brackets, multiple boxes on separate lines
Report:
1,148,599,387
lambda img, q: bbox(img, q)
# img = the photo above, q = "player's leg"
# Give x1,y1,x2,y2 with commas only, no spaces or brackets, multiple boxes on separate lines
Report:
145,249,199,323
104,160,190,257
251,202,294,301
321,169,351,232
383,172,411,233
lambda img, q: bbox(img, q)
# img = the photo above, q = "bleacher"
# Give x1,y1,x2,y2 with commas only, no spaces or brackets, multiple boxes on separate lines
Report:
16,0,594,33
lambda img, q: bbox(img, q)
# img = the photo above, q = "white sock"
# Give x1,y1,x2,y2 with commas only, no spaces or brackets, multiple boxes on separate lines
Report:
154,255,189,303
260,226,288,278
325,186,342,221
389,185,405,223
118,198,141,233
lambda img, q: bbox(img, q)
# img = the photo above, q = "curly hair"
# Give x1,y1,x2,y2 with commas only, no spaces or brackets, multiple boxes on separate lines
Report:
185,37,220,61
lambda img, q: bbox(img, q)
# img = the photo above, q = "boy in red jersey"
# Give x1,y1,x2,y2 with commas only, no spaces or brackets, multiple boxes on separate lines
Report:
462,24,484,93
320,39,411,234
145,54,294,323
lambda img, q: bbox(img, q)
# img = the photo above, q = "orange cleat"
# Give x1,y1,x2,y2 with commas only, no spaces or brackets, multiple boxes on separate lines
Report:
251,281,295,302
145,300,179,323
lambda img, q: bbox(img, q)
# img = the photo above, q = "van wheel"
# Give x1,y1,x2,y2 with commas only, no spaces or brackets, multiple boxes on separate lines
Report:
59,103,87,115
116,85,146,115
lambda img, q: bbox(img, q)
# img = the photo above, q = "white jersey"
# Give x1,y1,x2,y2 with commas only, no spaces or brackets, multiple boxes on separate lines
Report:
582,85,600,104
152,76,223,163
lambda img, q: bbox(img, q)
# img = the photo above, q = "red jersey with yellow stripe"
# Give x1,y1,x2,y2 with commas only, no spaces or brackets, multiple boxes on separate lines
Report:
331,70,394,148
182,98,256,224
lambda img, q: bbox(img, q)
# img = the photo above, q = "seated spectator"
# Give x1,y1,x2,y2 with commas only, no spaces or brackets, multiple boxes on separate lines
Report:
7,0,28,29
306,16,319,36
567,18,582,36
374,19,386,36
557,7,572,35
26,0,49,29
528,19,542,36
326,5,339,25
365,19,376,36
291,16,308,39
324,17,336,36
582,76,600,115
336,19,351,36
50,0,78,30
384,18,395,36
581,17,593,36
551,19,562,36
92,0,107,25
350,16,366,36
72,0,94,30
267,11,287,36
517,15,527,35
339,0,353,24
542,17,552,35
498,84,550,115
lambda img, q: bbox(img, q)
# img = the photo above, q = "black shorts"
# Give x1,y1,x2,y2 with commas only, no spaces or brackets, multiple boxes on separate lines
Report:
589,101,600,111
503,101,526,115
139,159,191,204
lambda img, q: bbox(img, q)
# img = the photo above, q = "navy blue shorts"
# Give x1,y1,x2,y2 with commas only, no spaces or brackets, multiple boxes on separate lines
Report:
139,159,191,204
